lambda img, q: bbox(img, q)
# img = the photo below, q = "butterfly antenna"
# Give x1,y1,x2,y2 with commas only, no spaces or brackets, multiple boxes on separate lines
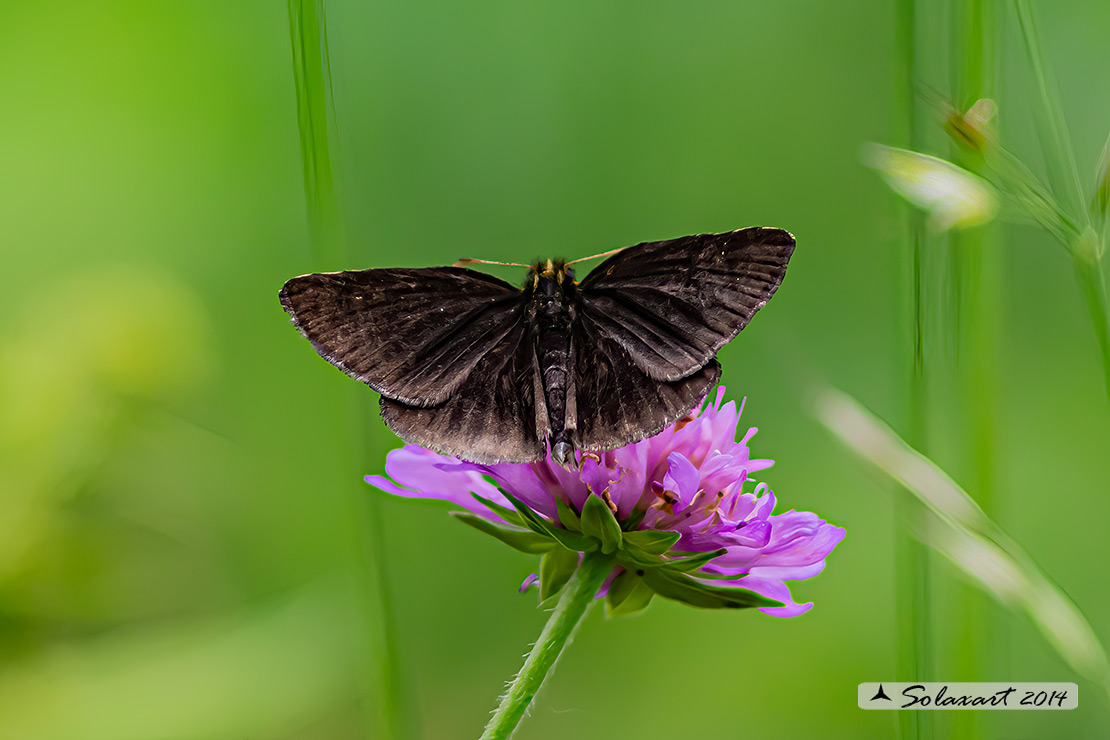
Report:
566,246,627,266
454,258,529,268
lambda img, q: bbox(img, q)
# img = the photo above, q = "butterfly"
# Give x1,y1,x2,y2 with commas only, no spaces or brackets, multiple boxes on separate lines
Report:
280,227,794,466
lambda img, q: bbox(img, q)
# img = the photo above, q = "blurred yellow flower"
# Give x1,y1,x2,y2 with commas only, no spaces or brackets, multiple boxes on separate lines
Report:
0,266,212,584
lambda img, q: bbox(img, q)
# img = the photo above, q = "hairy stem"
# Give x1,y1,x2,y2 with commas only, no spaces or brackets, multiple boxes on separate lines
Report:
479,553,614,740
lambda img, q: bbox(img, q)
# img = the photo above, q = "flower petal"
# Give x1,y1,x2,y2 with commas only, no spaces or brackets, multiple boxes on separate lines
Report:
474,463,562,518
726,519,773,548
365,445,505,518
736,575,814,617
663,452,701,509
756,512,847,568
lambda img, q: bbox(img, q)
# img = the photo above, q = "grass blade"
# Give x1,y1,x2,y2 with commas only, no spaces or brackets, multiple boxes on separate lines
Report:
815,388,1110,692
288,0,343,264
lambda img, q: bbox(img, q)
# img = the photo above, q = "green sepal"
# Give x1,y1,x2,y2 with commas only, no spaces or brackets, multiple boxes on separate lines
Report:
660,547,728,573
689,569,748,581
548,528,597,553
606,569,655,617
470,493,526,528
540,546,580,601
451,513,556,554
498,491,561,536
555,498,581,530
616,547,665,569
616,531,685,570
581,494,623,554
622,529,681,555
620,507,647,531
500,490,598,553
641,569,781,610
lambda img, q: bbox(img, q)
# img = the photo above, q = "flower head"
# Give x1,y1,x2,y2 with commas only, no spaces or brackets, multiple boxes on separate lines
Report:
366,388,844,617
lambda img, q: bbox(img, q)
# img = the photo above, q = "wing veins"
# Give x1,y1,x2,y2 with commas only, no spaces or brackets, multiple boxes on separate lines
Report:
404,300,525,386
585,289,707,366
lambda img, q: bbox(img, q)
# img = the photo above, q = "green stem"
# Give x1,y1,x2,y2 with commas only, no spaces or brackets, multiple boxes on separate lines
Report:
984,145,1079,244
952,0,998,570
895,1,932,738
1011,1,1110,400
287,3,407,738
479,553,614,740
951,3,997,738
896,0,918,149
1012,0,1086,221
901,219,934,740
1074,238,1110,401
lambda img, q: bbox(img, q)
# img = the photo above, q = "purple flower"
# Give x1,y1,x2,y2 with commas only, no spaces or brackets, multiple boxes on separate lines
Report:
366,388,844,617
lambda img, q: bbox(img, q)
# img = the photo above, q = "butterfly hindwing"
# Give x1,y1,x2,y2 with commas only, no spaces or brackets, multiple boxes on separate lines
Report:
576,227,794,382
280,267,526,406
571,319,722,452
380,319,546,463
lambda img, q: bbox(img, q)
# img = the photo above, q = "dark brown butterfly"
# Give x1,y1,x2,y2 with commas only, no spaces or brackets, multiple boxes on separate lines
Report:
280,227,794,466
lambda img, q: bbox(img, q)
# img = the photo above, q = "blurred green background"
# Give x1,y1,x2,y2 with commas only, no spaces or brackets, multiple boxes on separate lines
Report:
2,1,1109,738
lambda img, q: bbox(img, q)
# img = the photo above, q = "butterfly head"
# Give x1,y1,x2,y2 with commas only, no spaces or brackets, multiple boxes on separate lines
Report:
527,259,575,289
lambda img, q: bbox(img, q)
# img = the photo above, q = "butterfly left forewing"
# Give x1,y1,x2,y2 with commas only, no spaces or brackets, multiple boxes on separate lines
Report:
576,227,794,382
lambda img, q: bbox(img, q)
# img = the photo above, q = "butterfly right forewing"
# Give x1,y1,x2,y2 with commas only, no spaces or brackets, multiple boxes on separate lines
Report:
280,267,526,406
576,227,794,382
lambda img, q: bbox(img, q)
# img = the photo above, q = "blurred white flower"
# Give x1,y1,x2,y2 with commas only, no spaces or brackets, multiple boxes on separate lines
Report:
864,144,998,231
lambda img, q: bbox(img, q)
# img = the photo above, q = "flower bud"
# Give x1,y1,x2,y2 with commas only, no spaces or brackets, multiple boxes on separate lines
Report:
945,98,997,155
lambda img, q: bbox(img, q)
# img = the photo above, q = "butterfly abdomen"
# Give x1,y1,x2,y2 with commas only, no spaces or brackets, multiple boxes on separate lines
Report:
532,267,576,464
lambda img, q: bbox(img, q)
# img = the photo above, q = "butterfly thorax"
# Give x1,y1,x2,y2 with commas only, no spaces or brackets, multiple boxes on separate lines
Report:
528,260,578,465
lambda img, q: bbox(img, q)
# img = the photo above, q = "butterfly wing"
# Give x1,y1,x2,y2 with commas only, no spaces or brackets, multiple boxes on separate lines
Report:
280,267,526,406
576,227,794,382
570,319,722,452
380,318,546,463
